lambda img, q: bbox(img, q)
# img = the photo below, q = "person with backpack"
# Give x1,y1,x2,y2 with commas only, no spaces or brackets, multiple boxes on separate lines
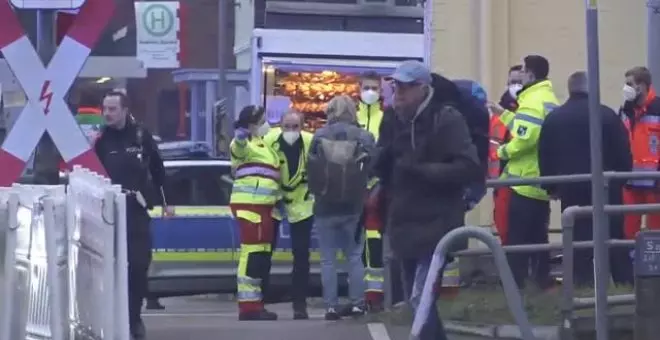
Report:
374,61,482,340
94,91,173,340
307,95,376,320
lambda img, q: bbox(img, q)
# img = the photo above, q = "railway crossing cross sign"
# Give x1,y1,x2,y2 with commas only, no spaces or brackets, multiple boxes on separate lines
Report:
0,0,114,186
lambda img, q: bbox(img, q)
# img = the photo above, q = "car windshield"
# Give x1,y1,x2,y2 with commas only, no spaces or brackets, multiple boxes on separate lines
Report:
165,164,231,206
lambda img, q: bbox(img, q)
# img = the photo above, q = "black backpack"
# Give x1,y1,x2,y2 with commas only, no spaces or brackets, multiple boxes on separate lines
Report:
452,79,491,175
431,77,490,209
307,128,370,204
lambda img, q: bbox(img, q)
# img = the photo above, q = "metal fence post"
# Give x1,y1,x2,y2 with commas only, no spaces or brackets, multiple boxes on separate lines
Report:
560,206,587,340
411,226,536,340
633,230,660,340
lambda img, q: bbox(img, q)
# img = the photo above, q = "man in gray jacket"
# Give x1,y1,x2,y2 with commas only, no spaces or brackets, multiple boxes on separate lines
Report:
308,95,376,320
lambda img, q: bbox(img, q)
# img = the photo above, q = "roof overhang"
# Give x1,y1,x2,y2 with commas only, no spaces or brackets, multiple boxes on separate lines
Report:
252,28,423,60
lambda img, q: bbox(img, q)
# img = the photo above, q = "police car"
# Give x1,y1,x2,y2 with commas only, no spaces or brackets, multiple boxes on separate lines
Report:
148,141,343,299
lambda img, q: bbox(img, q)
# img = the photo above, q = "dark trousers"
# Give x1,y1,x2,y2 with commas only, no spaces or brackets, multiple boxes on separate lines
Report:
267,217,313,305
126,204,152,332
507,191,551,289
562,199,634,287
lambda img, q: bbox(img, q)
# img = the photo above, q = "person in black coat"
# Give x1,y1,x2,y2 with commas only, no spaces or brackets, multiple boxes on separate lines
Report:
538,71,633,286
375,61,481,340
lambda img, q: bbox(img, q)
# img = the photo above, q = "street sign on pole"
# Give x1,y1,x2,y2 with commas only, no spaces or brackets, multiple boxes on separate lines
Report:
0,0,113,186
10,0,85,9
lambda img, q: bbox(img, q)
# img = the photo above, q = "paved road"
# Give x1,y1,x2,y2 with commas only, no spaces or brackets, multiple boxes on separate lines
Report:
143,296,485,340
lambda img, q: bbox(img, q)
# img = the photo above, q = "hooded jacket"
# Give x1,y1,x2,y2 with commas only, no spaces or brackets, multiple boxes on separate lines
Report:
374,75,482,259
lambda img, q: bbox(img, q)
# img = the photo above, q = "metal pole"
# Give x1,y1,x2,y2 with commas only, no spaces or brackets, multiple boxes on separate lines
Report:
648,0,660,84
216,0,229,154
33,10,59,184
585,1,609,339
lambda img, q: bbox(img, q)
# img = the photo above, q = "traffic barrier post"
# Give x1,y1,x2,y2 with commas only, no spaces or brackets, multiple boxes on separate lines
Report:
0,190,19,340
432,172,660,340
0,167,129,340
633,230,660,340
411,226,536,340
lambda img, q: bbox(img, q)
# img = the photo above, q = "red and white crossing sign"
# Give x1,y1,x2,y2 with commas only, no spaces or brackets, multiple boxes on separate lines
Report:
0,0,114,186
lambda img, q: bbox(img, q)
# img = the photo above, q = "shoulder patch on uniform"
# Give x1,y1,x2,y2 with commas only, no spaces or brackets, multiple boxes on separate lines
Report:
517,125,528,137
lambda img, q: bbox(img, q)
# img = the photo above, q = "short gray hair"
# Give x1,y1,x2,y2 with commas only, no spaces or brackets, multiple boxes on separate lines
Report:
325,95,357,123
567,71,588,94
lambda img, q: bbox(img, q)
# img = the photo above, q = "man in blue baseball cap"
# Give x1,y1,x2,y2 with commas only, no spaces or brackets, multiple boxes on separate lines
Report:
375,60,482,340
385,60,433,118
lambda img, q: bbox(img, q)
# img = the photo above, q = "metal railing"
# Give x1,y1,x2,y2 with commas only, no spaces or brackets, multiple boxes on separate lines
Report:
410,171,660,340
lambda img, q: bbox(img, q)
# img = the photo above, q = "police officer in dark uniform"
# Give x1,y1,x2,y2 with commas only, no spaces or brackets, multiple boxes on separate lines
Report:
95,91,173,339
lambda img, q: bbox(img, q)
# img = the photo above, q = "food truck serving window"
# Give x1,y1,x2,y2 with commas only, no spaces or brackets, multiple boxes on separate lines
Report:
262,59,397,132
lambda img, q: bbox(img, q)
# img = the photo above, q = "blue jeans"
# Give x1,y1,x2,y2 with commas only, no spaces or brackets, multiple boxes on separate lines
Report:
401,255,448,340
315,214,365,309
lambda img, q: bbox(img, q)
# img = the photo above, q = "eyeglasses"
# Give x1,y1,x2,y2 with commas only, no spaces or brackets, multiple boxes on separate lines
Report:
282,123,300,129
392,81,420,91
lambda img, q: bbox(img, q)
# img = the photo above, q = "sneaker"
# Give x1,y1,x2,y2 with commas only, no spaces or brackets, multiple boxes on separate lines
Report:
325,307,340,321
339,304,365,317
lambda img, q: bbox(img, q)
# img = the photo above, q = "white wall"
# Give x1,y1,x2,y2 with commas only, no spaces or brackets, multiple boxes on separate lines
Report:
234,0,256,70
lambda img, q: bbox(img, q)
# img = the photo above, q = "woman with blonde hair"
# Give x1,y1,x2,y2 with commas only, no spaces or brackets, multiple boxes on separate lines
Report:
307,95,376,320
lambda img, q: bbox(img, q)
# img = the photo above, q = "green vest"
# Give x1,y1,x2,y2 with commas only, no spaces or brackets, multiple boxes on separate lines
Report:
497,80,559,201
357,101,383,142
264,130,314,223
358,101,383,189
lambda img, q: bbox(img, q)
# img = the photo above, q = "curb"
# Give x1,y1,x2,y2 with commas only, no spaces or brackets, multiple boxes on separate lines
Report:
444,321,559,340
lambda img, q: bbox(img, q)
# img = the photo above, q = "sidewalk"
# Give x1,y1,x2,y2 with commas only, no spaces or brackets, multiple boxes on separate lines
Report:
142,296,486,340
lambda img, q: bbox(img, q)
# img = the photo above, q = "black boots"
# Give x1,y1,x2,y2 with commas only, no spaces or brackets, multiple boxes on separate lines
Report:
293,301,309,320
239,309,278,321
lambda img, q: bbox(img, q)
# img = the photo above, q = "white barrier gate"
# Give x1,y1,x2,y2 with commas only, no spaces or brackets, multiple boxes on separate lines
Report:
0,167,129,340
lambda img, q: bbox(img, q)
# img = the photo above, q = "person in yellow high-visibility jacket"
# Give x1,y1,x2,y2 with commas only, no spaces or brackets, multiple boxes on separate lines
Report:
487,55,559,289
357,71,386,312
230,105,281,321
263,112,314,320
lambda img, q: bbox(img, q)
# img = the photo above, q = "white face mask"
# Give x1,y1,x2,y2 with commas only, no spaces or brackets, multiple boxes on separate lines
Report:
360,90,379,105
255,122,270,137
508,84,523,98
282,131,300,145
622,84,638,102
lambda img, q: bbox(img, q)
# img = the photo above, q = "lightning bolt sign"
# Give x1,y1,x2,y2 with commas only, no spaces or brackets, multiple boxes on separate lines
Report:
0,0,115,186
39,80,53,115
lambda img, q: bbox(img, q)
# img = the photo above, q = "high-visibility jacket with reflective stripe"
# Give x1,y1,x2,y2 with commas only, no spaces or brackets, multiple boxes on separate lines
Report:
497,80,559,201
358,101,383,189
229,135,281,205
488,115,509,179
263,130,314,223
358,101,383,142
620,89,660,188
